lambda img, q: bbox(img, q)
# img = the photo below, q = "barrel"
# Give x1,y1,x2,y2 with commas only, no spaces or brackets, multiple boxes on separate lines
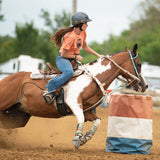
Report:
106,94,153,154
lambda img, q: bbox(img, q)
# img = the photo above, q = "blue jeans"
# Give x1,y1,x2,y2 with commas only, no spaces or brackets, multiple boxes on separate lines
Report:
46,55,74,92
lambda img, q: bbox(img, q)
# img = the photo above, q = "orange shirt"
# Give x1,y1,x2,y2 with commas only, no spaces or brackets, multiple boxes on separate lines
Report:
59,30,86,55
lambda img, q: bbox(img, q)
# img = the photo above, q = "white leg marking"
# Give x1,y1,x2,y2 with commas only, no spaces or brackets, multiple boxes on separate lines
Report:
72,107,84,124
93,118,101,127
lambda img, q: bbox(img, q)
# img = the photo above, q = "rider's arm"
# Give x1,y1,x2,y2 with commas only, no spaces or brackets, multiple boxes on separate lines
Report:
82,42,103,58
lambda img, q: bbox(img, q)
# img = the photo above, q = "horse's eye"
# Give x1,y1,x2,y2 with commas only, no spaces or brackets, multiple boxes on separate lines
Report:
137,63,141,68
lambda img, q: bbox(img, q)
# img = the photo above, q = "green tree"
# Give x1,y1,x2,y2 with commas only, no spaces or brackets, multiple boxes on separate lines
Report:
37,31,58,66
138,24,160,65
14,22,58,66
15,22,39,55
132,0,160,65
0,36,16,63
101,0,160,65
0,10,71,66
40,9,71,33
1,0,160,66
39,9,71,66
0,0,4,21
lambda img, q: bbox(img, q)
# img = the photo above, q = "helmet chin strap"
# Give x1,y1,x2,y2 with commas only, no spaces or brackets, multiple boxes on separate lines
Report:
74,23,83,31
79,26,83,31
79,24,83,31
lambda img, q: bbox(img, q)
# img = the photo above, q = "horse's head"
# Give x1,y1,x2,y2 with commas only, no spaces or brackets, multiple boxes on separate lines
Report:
120,44,148,92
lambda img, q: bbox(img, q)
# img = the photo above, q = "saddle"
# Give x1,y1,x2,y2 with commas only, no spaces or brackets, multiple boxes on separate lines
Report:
30,61,84,80
40,62,61,75
31,61,84,116
40,60,79,75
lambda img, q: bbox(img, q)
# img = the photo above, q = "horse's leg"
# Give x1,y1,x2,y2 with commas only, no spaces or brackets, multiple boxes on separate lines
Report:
78,109,101,146
72,122,84,148
80,118,101,146
67,99,85,148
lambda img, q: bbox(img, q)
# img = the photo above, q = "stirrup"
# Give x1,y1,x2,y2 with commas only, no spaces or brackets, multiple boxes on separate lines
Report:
43,92,55,104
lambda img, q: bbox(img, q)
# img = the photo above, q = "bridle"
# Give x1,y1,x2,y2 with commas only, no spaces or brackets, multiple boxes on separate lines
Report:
104,51,140,86
77,50,141,98
128,50,140,78
83,51,142,112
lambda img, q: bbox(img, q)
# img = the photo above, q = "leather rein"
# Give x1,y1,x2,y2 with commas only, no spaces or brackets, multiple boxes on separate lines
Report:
83,51,141,112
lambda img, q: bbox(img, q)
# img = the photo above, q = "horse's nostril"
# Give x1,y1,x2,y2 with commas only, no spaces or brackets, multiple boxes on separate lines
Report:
146,84,148,89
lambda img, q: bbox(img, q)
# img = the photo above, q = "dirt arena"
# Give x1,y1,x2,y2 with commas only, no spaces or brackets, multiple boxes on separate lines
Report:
0,107,159,160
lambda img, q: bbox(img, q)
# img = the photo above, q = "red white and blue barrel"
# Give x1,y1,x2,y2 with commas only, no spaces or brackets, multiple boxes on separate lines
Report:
106,94,153,154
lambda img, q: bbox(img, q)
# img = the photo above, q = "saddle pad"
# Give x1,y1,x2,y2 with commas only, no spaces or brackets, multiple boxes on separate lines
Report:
30,69,84,80
30,70,56,79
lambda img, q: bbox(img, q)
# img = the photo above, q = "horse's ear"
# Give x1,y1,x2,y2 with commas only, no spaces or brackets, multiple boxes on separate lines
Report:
125,46,129,52
133,44,138,54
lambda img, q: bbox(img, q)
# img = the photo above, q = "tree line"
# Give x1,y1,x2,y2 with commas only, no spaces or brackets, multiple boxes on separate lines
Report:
0,0,160,67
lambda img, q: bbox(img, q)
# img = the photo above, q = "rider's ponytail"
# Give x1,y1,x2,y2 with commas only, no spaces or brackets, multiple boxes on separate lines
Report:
50,26,74,48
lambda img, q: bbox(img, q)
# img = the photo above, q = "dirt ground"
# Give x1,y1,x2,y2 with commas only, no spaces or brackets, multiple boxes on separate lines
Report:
0,107,159,160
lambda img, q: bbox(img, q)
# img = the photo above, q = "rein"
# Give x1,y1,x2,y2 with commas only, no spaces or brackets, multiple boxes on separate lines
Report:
104,54,140,83
21,52,140,113
21,82,46,97
83,51,140,112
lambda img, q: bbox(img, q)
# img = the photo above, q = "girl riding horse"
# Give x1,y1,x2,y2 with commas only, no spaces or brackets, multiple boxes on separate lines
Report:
43,12,103,104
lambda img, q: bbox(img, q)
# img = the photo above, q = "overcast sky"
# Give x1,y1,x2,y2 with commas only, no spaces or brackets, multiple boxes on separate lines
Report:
0,0,145,43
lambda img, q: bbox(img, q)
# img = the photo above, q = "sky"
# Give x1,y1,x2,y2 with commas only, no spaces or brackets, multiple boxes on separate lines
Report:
0,0,145,43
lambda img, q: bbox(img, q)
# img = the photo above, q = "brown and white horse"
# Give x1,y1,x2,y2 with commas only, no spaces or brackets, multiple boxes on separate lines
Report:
0,44,148,148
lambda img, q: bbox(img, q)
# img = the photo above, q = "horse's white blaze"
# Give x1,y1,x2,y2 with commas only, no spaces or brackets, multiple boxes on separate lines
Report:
64,59,111,123
140,71,148,86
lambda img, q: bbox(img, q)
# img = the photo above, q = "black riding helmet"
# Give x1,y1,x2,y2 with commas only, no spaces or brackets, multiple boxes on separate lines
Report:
71,12,92,30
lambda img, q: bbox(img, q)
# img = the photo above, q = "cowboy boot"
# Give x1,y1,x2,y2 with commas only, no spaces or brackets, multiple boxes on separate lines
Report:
43,88,61,104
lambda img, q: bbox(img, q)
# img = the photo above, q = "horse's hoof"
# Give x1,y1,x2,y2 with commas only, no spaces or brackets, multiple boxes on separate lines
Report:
72,139,81,149
80,136,87,146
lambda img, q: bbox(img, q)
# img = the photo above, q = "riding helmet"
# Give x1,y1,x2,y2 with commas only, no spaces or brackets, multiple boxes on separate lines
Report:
71,12,92,26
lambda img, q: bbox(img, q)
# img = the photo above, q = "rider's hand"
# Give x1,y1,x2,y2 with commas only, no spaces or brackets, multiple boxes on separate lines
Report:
76,55,83,61
97,54,104,58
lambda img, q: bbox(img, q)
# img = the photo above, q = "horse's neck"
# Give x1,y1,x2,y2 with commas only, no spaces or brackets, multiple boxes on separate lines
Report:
84,59,110,76
84,53,128,90
83,58,118,90
100,62,120,90
101,52,129,89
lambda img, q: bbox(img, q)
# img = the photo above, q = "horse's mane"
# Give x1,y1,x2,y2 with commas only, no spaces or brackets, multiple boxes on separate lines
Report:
89,59,98,65
88,50,126,66
110,51,124,56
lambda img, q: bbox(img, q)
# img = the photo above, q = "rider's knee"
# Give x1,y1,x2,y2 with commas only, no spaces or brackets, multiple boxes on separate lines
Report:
65,69,74,78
